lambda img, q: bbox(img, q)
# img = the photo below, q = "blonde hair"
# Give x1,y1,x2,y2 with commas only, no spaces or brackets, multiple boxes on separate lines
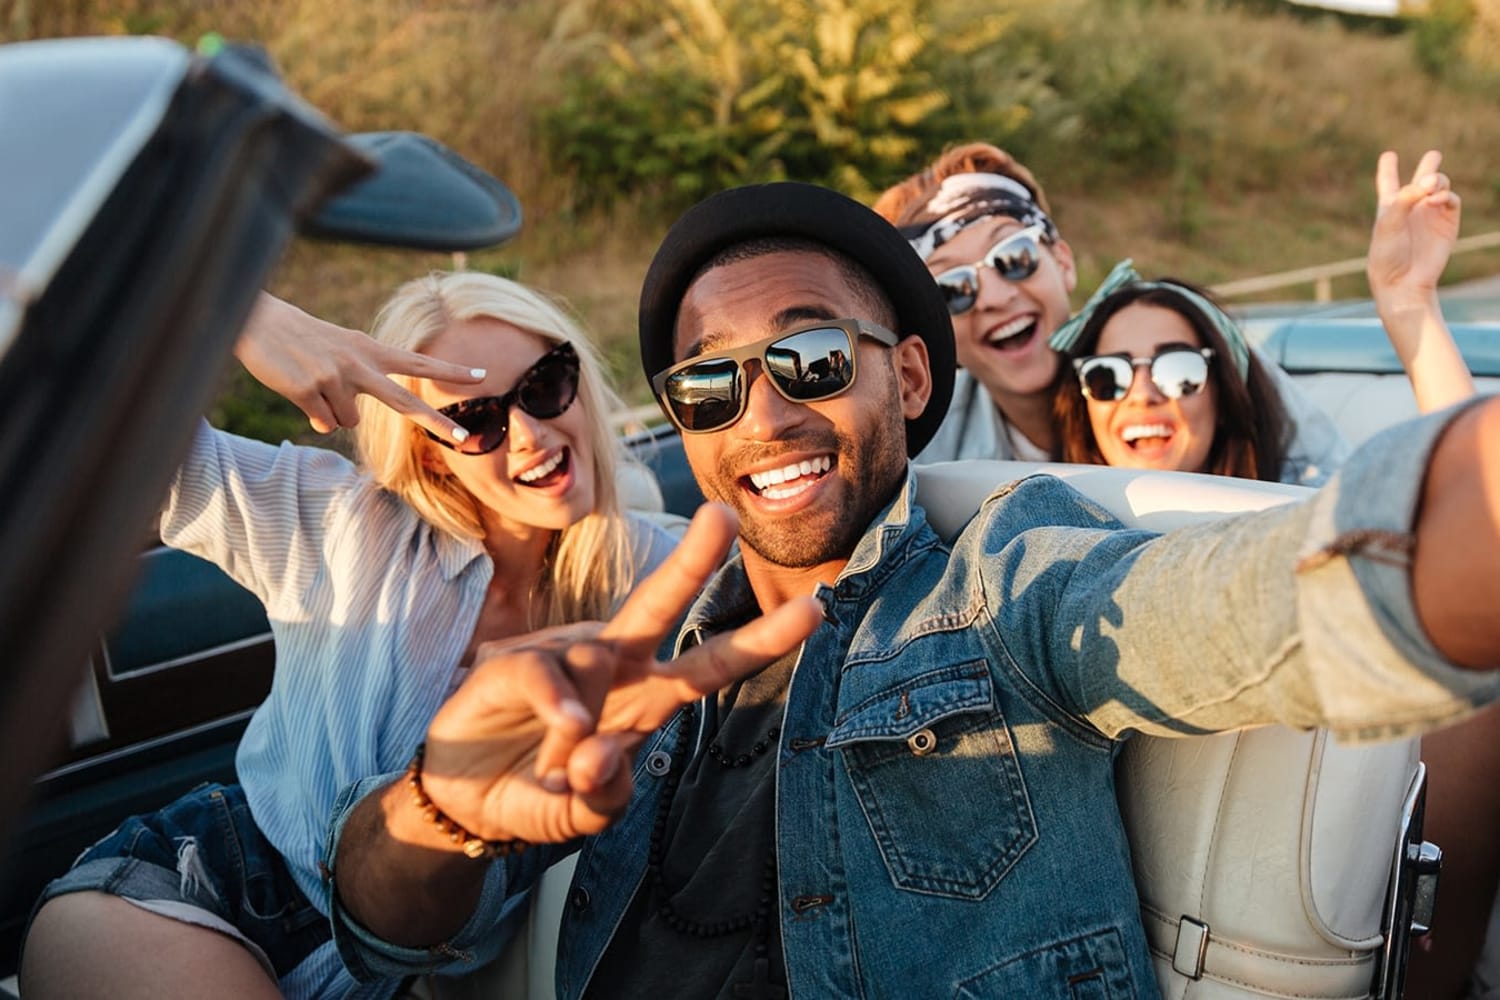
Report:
354,271,635,627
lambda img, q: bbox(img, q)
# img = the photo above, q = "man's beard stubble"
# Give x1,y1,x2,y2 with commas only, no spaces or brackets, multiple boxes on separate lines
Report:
705,414,908,570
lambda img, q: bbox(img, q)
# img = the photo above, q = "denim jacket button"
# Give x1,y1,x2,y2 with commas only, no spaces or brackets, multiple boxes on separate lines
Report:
645,750,672,776
907,728,938,756
570,887,591,911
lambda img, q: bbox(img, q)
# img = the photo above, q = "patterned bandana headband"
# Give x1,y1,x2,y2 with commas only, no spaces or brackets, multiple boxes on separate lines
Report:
899,172,1058,262
1048,259,1252,383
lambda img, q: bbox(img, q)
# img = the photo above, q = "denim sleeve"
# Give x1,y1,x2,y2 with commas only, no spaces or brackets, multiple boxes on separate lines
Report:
975,401,1500,744
322,774,556,983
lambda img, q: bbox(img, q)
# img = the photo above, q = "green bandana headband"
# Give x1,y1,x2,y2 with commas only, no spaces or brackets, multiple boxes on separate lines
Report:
1048,259,1251,382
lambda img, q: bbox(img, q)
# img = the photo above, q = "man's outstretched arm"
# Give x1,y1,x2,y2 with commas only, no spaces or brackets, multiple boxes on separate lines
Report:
1412,395,1500,668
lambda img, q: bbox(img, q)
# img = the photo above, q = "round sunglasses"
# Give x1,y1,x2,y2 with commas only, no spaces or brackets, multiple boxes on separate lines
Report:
424,341,580,455
1073,347,1215,402
931,224,1047,316
650,319,898,434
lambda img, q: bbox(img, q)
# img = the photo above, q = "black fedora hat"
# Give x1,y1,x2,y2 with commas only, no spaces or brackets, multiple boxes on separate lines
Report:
638,182,955,457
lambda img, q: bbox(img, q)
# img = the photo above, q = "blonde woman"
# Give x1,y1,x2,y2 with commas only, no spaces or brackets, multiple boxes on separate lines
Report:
22,273,677,1000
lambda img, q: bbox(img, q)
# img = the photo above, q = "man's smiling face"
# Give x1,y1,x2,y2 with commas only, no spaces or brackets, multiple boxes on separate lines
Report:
671,248,928,574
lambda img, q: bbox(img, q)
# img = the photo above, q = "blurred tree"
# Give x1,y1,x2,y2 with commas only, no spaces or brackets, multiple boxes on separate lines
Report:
535,0,1029,206
1410,0,1474,76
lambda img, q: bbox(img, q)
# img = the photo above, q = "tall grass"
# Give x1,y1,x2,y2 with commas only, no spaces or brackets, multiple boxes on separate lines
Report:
7,0,1500,436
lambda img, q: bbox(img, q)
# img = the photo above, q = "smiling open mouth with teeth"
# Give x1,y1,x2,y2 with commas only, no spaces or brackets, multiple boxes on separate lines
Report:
986,315,1037,351
744,455,833,500
516,447,570,486
1120,423,1174,448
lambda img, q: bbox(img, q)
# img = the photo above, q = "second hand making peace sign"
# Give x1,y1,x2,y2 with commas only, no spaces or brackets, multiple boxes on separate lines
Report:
235,292,487,443
415,503,824,846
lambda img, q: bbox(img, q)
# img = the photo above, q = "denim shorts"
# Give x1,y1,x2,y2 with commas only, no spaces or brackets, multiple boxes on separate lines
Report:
29,782,330,983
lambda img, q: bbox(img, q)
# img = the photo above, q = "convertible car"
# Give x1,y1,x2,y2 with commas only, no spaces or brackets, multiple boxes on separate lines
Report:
1,30,1497,1000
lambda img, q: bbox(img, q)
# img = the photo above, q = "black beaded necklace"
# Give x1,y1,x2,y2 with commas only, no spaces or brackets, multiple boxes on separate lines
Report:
647,703,785,999
707,723,781,769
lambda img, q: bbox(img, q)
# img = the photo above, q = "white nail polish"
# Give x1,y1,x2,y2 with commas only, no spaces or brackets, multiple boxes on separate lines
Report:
470,368,487,378
451,426,470,443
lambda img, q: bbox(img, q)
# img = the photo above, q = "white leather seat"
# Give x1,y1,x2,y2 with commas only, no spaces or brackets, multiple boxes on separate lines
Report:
920,461,1422,1000
432,460,1425,1000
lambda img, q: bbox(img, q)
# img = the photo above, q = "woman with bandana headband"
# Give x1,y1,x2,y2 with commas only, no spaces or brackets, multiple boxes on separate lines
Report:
1049,265,1292,478
874,145,1076,463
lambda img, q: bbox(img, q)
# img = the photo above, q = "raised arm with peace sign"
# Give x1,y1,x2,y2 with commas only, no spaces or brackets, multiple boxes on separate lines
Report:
1366,149,1476,412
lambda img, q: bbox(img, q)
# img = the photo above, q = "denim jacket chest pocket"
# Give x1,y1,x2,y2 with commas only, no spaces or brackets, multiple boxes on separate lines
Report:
825,659,1038,900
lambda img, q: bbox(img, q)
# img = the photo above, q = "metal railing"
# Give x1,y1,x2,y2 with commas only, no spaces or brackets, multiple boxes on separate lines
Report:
1211,231,1500,303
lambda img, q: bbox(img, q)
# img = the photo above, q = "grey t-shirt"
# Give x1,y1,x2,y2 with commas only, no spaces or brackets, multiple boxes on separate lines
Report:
585,652,796,999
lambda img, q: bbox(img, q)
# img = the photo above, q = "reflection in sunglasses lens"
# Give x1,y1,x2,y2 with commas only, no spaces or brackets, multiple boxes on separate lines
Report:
938,271,979,315
1076,351,1210,403
519,355,578,417
662,326,859,432
992,242,1040,281
1151,351,1208,398
666,359,740,431
1081,358,1131,401
770,328,855,401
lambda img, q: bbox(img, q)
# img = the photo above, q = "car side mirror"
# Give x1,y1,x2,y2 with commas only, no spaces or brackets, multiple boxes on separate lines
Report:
302,131,522,251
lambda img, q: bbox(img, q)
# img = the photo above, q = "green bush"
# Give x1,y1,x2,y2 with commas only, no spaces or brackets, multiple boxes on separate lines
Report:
535,0,1030,205
1411,0,1474,78
986,1,1194,184
210,369,325,447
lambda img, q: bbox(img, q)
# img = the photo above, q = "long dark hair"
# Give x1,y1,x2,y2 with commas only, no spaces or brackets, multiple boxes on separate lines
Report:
1053,281,1290,481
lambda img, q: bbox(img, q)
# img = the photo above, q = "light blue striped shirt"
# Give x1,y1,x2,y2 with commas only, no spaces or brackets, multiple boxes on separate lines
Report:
160,423,678,998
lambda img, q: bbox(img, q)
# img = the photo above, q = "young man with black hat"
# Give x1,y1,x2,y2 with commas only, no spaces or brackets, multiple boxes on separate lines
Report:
326,182,1500,999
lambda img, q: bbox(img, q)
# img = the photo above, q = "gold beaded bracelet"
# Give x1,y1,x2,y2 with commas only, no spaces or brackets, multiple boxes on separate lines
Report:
403,743,529,860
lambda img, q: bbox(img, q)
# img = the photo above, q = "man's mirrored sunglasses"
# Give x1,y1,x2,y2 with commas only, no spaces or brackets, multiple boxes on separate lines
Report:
651,319,898,434
932,224,1048,316
1073,346,1215,402
424,341,580,455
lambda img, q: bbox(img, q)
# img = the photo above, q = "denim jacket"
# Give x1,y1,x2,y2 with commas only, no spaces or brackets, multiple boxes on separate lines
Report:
328,405,1498,999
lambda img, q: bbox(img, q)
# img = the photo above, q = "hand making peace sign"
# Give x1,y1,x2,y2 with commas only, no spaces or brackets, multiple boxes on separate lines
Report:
234,291,485,443
1368,149,1462,312
415,503,824,845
